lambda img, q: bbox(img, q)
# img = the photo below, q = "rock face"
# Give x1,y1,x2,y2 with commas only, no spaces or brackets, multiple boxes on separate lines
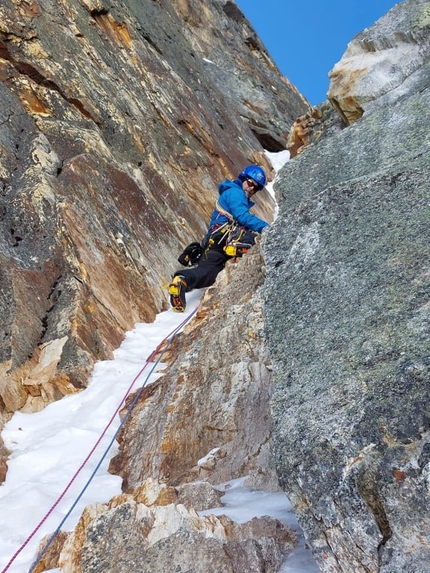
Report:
286,102,345,158
0,0,308,419
264,0,430,571
327,0,430,124
2,1,309,569
57,493,296,573
109,248,276,492
40,248,298,571
4,0,430,572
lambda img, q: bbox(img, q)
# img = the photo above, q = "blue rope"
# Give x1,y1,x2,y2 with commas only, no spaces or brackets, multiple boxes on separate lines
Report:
28,308,197,572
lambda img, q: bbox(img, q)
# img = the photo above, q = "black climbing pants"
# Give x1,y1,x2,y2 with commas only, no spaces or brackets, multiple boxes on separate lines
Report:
173,244,231,291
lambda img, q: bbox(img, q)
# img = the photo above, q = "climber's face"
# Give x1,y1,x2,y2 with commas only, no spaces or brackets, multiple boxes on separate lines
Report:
243,178,260,197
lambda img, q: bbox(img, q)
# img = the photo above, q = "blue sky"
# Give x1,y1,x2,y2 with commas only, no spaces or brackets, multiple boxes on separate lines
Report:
235,0,399,105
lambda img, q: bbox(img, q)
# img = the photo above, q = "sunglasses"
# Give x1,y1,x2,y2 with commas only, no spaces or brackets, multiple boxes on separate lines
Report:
245,178,261,191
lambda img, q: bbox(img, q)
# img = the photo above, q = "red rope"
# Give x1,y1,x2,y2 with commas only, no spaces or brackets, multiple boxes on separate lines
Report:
1,308,197,573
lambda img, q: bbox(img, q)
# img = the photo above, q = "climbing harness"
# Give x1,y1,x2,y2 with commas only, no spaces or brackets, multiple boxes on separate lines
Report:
207,201,255,258
176,199,257,269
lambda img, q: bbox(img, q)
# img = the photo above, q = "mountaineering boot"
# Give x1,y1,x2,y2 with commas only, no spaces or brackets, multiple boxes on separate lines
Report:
224,241,253,257
169,275,187,312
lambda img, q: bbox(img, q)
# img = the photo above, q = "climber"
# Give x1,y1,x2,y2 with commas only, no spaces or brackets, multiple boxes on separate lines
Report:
169,165,269,312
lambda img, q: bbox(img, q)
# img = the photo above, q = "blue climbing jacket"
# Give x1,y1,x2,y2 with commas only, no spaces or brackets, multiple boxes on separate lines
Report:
207,179,269,234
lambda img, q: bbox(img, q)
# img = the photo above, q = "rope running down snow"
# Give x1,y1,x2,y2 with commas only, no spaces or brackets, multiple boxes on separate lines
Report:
1,307,197,573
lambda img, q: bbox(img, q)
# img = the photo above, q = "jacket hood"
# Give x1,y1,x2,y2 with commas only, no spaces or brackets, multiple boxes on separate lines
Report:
217,178,255,207
218,178,242,195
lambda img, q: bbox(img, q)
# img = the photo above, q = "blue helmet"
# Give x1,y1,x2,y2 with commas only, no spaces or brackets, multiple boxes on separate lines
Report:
238,165,266,190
